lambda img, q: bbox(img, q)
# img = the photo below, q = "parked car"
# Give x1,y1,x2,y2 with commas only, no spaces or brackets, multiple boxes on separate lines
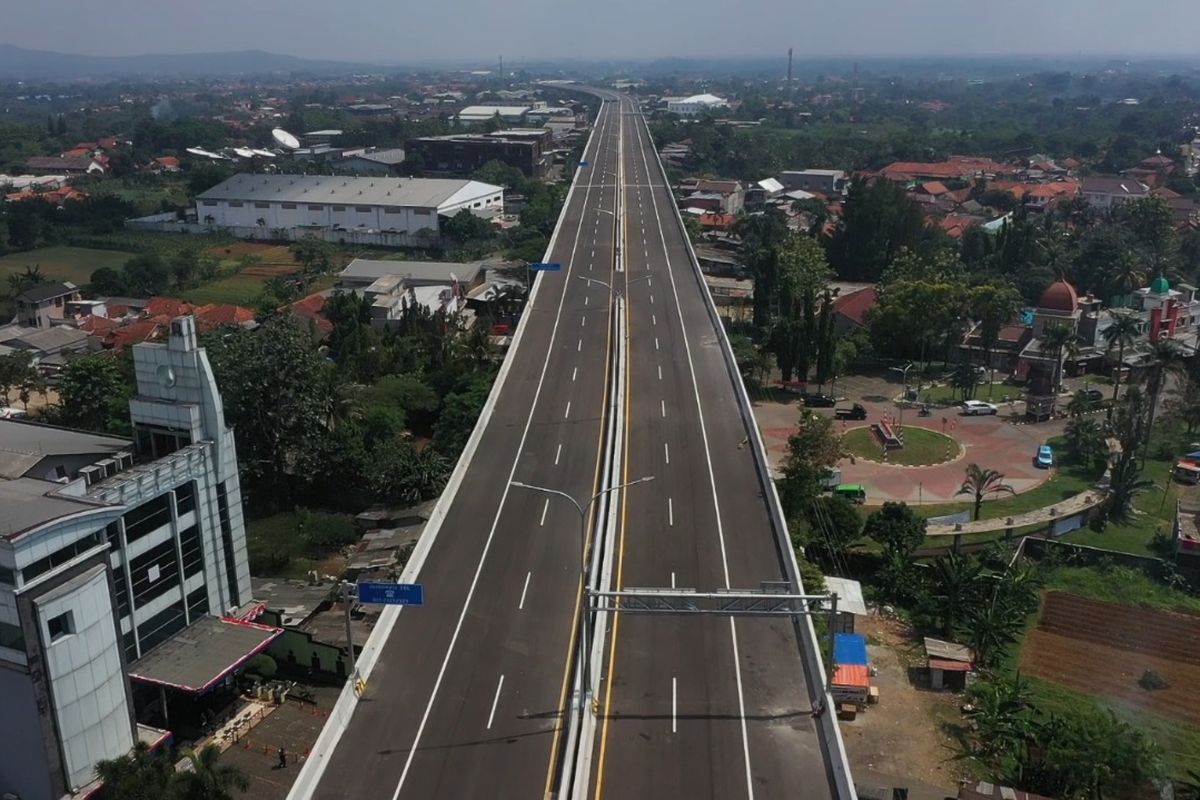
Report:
834,403,867,420
1080,388,1104,402
1036,444,1054,468
961,400,998,416
803,394,837,407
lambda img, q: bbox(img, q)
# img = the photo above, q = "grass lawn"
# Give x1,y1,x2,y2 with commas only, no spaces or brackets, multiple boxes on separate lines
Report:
919,382,1017,405
245,509,357,579
1007,566,1200,780
843,425,959,466
0,246,134,294
183,272,337,306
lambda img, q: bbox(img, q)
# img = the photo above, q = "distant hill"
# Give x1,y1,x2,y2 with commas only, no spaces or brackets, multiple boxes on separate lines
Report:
0,43,382,79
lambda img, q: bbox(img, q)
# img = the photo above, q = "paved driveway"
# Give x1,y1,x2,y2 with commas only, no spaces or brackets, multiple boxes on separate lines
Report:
755,380,1069,505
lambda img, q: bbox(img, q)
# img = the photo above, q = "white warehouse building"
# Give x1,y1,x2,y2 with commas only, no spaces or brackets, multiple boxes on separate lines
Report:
665,93,729,116
0,316,270,800
195,174,503,239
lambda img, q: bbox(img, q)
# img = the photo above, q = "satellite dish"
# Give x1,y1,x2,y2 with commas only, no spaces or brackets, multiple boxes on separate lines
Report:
272,128,300,150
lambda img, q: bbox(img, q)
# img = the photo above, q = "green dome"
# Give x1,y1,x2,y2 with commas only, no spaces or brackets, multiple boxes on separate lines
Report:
1151,275,1170,294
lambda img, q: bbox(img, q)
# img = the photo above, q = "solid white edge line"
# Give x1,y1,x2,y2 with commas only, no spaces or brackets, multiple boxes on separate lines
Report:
487,674,505,730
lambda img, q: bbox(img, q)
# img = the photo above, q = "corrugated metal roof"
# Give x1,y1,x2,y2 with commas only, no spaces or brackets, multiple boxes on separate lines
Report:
924,636,972,662
832,664,870,688
196,174,500,213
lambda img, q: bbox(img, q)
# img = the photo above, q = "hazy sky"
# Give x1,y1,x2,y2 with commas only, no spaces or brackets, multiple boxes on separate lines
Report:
4,0,1199,63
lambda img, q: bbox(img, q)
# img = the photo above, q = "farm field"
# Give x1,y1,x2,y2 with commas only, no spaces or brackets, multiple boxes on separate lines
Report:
0,246,134,293
1020,591,1200,725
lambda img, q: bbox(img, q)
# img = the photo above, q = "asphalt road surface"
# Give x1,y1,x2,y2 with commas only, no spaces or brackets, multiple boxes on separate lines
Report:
584,96,835,799
308,92,624,799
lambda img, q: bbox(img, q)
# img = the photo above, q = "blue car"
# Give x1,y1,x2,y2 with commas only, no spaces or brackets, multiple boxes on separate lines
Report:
1036,444,1054,469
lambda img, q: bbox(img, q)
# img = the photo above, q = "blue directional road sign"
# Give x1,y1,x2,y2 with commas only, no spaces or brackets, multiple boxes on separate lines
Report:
578,160,589,167
529,262,562,272
357,582,424,606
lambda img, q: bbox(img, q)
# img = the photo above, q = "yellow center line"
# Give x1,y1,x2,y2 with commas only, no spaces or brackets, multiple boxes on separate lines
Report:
542,102,618,799
592,104,633,800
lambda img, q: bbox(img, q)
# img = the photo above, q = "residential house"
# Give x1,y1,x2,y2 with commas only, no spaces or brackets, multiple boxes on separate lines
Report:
665,94,728,116
678,179,744,214
24,156,104,176
778,169,846,195
14,282,80,328
338,258,484,292
0,325,92,372
1080,175,1150,210
831,286,877,336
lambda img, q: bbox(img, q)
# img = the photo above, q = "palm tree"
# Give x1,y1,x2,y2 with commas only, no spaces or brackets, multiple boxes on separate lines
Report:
1038,323,1074,392
1104,450,1157,523
1102,313,1141,415
1140,338,1187,462
956,463,1017,521
96,740,172,800
925,551,983,637
171,745,249,800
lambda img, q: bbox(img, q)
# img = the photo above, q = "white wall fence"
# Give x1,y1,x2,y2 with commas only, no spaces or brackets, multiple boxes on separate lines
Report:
124,215,431,249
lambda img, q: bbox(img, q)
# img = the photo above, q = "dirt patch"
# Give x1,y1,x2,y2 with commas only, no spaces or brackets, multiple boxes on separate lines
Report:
839,613,962,791
1020,592,1200,725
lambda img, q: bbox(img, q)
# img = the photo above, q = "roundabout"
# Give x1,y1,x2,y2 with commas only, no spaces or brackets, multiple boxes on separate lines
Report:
841,425,962,467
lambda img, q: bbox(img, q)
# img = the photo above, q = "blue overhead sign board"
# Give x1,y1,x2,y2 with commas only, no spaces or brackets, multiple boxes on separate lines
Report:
357,582,424,606
530,262,562,272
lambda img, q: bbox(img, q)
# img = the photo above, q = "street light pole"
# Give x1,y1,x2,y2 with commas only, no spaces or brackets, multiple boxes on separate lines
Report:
511,475,654,716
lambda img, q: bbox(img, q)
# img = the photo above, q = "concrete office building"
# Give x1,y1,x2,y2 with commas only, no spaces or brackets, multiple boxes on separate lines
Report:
0,316,265,800
406,129,554,177
195,174,503,238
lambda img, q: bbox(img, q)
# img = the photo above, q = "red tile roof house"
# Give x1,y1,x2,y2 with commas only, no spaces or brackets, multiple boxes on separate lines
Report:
153,156,182,172
831,286,877,336
288,292,335,338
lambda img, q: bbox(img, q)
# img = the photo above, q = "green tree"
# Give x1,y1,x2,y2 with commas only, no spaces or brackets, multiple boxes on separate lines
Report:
1102,313,1141,412
969,281,1021,382
1038,323,1075,391
6,263,48,296
442,208,494,246
95,740,173,800
171,745,250,800
767,233,830,383
924,551,983,637
827,178,933,282
0,350,38,404
956,463,1016,521
803,494,862,566
778,409,843,520
170,248,200,289
863,501,926,557
289,236,335,279
1165,376,1200,434
204,318,334,498
57,354,132,434
1140,338,1187,461
122,253,172,297
1063,417,1107,467
431,372,494,458
89,265,127,295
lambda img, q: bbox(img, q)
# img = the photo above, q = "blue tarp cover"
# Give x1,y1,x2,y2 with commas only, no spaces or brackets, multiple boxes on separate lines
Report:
834,632,868,665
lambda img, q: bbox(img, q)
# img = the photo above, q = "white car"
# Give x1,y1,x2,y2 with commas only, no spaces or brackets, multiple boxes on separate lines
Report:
961,400,998,416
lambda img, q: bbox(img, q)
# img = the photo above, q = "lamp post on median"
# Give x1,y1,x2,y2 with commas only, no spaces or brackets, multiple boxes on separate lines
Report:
575,274,651,298
889,361,915,427
510,475,655,717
